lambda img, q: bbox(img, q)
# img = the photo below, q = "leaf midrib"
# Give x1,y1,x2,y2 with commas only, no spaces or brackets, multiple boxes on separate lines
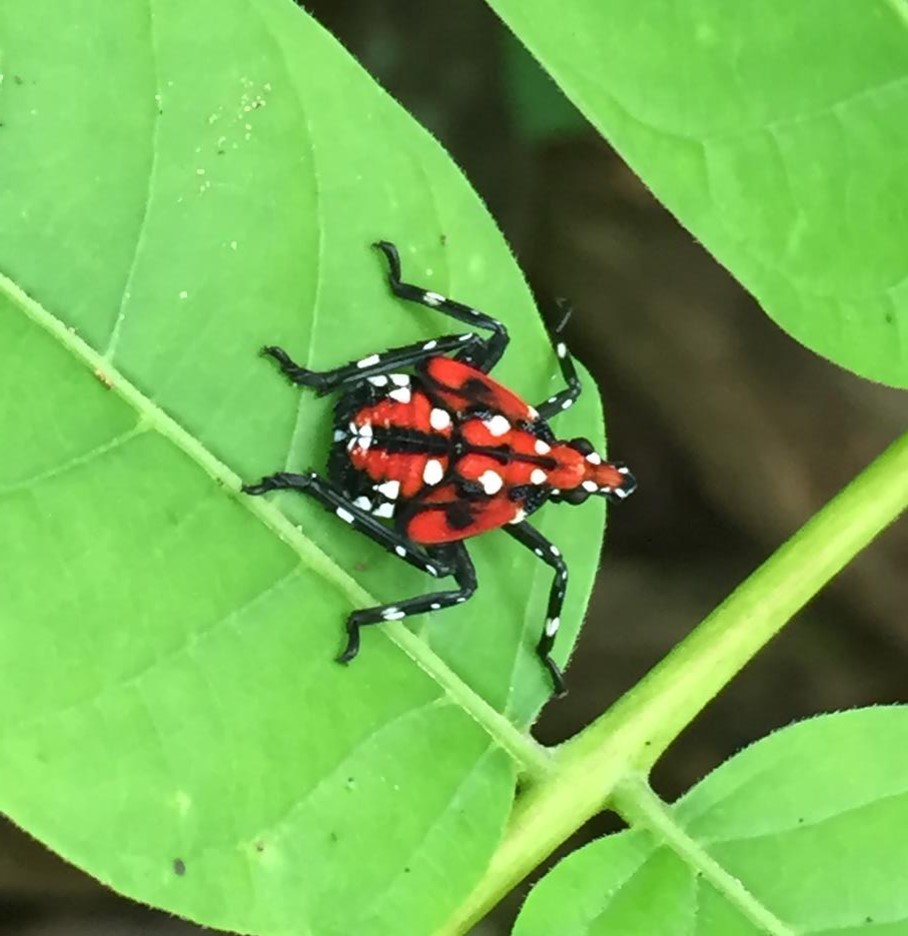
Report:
0,269,551,776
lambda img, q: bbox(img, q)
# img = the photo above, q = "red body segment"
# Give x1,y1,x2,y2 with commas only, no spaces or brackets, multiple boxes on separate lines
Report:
403,486,523,544
339,357,635,545
425,356,537,423
354,390,440,434
348,387,451,499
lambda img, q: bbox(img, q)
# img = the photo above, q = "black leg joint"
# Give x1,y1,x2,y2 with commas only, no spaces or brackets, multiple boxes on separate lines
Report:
553,298,573,335
262,346,330,393
241,472,314,496
338,614,364,664
542,655,568,699
373,240,403,283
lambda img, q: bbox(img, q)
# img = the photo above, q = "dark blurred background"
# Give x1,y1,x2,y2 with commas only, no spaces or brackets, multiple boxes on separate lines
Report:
4,3,905,934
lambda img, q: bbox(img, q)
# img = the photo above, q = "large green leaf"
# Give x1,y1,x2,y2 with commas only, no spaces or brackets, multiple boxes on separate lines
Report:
0,1,610,931
486,0,908,388
514,707,908,934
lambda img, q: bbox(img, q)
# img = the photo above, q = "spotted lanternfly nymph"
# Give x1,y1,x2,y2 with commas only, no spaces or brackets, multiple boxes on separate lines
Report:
243,241,636,696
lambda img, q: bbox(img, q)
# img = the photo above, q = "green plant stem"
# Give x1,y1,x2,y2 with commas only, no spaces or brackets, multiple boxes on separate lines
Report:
441,430,908,935
610,775,795,935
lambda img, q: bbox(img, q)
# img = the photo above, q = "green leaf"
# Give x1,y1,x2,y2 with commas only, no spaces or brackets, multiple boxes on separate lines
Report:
514,707,908,935
485,0,908,388
0,0,610,931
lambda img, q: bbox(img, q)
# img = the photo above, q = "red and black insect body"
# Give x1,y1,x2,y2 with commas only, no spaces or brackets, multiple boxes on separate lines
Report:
243,241,636,695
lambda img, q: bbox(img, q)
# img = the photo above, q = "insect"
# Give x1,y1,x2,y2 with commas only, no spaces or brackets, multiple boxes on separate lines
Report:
243,241,636,696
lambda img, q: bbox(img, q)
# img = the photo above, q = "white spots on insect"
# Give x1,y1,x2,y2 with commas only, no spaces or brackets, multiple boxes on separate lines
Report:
430,602,441,610
333,429,346,442
547,396,557,405
556,342,567,359
346,423,372,452
545,616,560,637
534,547,544,557
550,544,561,557
353,496,372,511
586,452,602,465
423,459,445,486
368,374,389,387
390,373,409,387
373,502,395,518
178,290,189,300
430,408,452,431
382,607,405,621
352,422,373,451
527,406,540,420
612,486,631,499
357,353,381,369
530,468,547,485
582,480,598,493
618,465,631,474
483,414,510,437
456,596,467,603
458,332,474,342
426,565,439,577
423,340,438,351
376,479,400,500
509,508,526,524
394,545,407,558
336,506,355,525
478,470,504,495
551,488,561,496
561,399,573,410
535,439,551,455
389,386,412,404
423,291,445,306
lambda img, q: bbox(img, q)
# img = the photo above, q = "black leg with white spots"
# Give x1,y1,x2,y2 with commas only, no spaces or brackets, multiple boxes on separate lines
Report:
505,520,569,698
374,240,509,373
242,472,446,579
534,315,583,422
339,542,477,663
241,473,479,665
260,331,486,397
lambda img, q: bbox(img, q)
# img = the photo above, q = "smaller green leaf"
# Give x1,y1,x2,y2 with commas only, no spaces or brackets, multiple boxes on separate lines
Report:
486,0,908,388
514,707,908,935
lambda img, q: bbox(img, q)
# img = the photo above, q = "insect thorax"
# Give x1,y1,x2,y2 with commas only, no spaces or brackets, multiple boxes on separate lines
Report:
327,369,555,525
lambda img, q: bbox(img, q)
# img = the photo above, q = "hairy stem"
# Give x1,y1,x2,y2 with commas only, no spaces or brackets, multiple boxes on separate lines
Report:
611,775,795,935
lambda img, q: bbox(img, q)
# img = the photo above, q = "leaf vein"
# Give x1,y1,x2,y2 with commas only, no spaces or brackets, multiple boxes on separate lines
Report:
0,423,147,497
102,0,163,362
